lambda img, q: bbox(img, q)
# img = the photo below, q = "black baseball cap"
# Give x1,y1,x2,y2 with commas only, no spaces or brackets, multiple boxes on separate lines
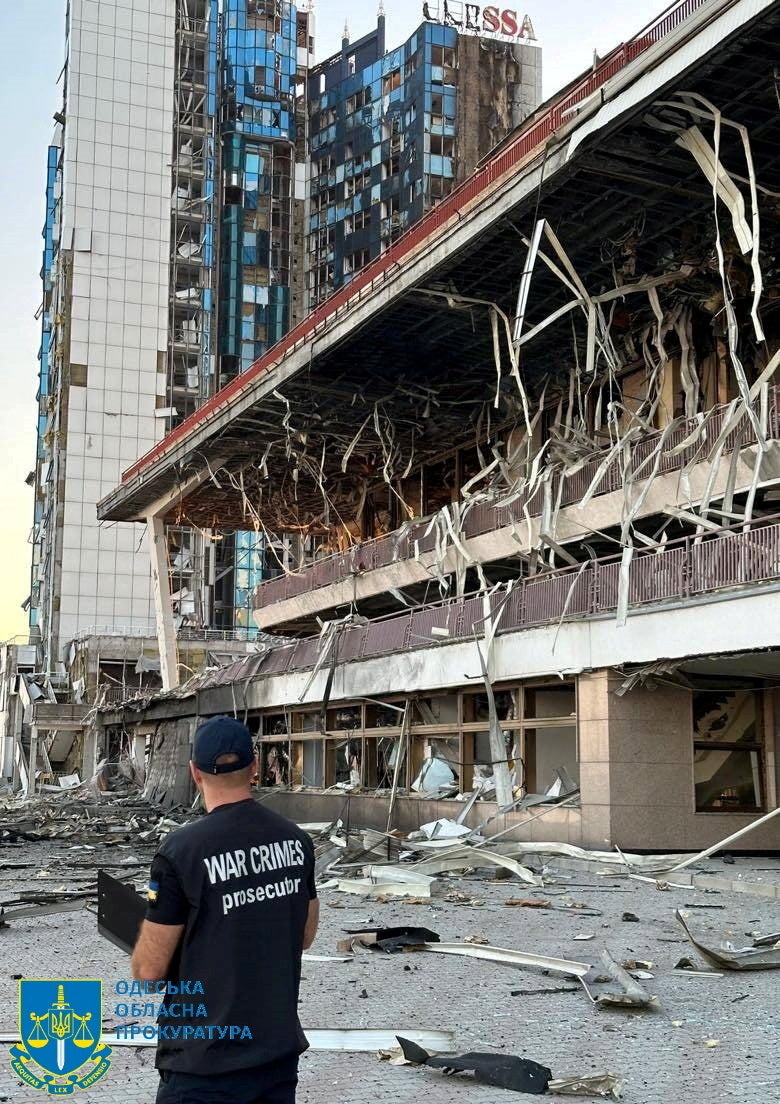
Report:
193,716,255,775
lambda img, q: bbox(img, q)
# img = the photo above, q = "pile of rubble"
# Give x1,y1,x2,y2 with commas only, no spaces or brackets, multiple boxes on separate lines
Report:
1,792,777,1098
298,814,780,1097
0,787,193,920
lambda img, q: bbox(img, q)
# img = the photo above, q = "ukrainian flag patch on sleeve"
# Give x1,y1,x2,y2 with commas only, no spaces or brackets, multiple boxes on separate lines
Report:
147,880,160,905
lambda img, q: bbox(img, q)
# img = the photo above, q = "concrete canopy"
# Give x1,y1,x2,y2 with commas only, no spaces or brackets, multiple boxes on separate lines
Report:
97,0,780,536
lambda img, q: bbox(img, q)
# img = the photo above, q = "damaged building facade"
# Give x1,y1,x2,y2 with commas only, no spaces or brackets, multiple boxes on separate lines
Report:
26,0,314,662
306,10,541,306
87,0,780,851
25,1,542,702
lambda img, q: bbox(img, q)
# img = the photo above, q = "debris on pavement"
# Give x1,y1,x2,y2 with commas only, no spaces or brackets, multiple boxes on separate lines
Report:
396,1038,623,1098
581,951,657,1011
337,927,441,954
412,846,541,886
666,807,780,873
0,899,87,926
396,1036,553,1095
412,818,475,842
548,1072,623,1099
752,931,780,948
331,870,438,899
676,910,780,971
416,940,592,979
510,985,581,997
0,788,190,848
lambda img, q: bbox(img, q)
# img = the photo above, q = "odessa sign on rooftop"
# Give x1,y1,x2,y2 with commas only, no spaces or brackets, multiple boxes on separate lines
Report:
422,1,537,41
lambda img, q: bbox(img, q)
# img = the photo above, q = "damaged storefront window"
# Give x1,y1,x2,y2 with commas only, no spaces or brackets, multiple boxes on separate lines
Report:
521,683,578,796
371,736,402,790
693,691,764,813
261,741,290,787
327,737,362,787
302,738,325,788
412,735,460,796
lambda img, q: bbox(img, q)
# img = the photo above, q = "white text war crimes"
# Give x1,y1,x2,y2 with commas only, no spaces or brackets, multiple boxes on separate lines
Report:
202,839,307,915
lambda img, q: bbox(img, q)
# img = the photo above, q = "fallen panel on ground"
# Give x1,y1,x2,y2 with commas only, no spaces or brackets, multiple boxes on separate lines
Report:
676,909,780,970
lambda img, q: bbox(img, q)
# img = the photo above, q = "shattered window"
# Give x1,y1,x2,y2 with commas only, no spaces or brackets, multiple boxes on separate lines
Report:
261,742,290,786
382,68,401,95
374,737,401,789
524,684,576,720
327,737,362,786
521,682,578,795
693,691,764,813
523,727,578,795
302,738,325,787
412,735,460,795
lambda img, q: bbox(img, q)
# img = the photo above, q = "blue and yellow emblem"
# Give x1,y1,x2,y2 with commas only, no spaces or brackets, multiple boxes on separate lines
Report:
11,980,112,1095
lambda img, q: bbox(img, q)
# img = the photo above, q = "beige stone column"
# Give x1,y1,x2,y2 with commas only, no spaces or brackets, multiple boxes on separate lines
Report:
576,671,613,847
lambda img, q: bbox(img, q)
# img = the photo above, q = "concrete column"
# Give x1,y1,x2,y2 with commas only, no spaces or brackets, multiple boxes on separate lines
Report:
606,677,692,849
27,725,39,797
765,689,777,811
131,734,147,784
147,515,180,691
13,738,27,794
0,698,16,781
81,721,99,783
577,670,613,847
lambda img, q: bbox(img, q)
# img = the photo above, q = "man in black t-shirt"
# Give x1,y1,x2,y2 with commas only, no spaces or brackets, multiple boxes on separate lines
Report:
131,716,319,1104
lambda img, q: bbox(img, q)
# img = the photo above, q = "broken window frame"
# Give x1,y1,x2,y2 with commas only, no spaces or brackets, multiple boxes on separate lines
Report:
692,689,766,814
253,683,580,798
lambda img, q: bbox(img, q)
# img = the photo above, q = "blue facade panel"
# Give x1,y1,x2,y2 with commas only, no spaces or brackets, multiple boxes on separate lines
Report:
219,2,302,627
222,0,298,141
32,143,60,628
307,22,460,298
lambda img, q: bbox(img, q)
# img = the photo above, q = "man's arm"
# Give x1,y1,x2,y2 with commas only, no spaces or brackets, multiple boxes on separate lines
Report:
301,832,319,950
303,899,319,950
133,853,189,981
131,920,185,982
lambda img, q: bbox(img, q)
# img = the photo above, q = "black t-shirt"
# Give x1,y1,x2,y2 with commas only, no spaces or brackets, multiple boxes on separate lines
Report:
144,798,316,1074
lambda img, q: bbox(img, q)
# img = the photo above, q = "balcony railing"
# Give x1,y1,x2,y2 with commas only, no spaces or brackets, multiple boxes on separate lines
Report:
71,626,258,644
254,389,780,611
250,515,780,679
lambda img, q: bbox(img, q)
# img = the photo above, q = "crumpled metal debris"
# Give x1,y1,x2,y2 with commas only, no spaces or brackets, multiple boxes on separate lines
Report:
411,845,541,886
548,1073,623,1099
0,790,188,847
581,951,657,1010
413,818,473,841
397,1036,552,1095
337,926,441,955
417,941,591,978
0,900,86,926
676,910,780,971
331,868,438,899
752,931,780,948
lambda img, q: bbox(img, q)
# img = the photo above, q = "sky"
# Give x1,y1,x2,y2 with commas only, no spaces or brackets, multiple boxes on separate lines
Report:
0,0,667,643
